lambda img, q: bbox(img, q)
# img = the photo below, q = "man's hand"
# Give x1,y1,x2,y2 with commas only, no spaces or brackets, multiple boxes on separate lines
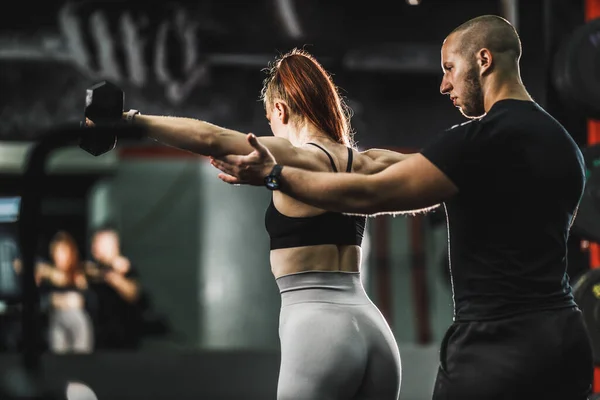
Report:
104,271,119,285
112,256,131,275
210,133,277,186
104,270,141,303
74,273,88,290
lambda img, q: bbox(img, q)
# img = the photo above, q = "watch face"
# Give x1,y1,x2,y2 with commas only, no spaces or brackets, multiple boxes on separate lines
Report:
265,176,279,190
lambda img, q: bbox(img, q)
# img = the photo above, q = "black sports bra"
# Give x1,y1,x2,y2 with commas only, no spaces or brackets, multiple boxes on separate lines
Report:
265,143,367,250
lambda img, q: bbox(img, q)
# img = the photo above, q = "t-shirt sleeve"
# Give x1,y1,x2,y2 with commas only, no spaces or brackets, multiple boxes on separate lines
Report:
419,121,484,190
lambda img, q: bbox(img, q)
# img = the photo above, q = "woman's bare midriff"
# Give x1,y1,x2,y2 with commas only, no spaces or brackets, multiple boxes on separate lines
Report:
270,244,361,278
51,291,85,310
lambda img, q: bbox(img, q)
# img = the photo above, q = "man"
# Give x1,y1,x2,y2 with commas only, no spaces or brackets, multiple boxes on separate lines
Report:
85,225,143,349
211,15,593,400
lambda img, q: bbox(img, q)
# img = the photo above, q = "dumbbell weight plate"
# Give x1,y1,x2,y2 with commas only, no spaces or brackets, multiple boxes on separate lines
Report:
80,80,123,156
552,18,600,119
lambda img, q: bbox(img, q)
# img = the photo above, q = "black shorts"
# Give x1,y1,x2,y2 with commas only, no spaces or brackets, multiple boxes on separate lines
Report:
433,306,593,400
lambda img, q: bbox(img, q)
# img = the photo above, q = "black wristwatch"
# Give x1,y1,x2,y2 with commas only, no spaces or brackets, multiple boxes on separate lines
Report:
264,164,284,190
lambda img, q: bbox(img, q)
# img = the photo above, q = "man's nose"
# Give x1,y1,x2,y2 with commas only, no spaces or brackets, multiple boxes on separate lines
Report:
440,78,452,95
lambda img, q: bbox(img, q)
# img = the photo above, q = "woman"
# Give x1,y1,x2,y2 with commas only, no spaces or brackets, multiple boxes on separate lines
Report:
88,48,406,399
37,231,94,354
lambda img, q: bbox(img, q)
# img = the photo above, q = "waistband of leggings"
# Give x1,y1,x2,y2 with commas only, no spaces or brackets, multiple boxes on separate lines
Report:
276,270,370,306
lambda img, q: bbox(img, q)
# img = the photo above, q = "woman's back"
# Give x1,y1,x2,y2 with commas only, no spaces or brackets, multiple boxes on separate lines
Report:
269,141,376,278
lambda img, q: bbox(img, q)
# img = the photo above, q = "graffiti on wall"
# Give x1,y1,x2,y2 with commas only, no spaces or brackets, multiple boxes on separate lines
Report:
0,0,457,146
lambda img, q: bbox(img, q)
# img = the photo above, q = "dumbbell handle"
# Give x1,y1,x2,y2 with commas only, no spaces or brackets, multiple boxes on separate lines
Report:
123,109,141,123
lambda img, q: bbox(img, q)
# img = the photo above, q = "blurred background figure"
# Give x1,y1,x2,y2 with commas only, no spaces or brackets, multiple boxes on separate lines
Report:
0,197,22,352
85,225,143,350
0,228,22,352
35,231,93,354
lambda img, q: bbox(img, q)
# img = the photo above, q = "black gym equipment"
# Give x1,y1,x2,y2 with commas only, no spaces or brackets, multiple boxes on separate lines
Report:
0,123,145,399
552,18,600,119
80,81,124,156
1,78,148,397
572,267,600,365
572,144,600,243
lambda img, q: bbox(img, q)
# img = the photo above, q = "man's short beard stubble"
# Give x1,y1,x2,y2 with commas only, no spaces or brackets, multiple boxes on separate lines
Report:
460,63,486,118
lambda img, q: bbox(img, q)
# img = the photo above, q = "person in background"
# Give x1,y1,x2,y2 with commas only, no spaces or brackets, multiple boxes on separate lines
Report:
33,231,93,354
85,225,143,349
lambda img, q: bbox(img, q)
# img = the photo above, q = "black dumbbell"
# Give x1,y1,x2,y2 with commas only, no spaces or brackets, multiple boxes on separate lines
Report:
80,81,123,156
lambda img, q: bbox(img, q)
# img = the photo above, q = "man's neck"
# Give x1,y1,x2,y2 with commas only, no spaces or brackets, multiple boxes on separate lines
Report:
483,76,532,113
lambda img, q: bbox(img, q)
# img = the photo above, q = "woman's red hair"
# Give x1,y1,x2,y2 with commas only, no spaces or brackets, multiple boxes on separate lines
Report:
261,48,355,147
49,231,82,281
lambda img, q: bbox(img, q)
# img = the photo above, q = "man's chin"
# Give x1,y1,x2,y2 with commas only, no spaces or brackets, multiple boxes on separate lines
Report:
459,107,485,119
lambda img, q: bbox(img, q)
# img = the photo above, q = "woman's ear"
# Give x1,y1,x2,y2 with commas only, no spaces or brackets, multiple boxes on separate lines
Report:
274,101,289,124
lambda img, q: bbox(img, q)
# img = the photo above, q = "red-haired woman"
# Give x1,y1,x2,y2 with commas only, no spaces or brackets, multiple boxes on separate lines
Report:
87,49,405,399
37,231,93,353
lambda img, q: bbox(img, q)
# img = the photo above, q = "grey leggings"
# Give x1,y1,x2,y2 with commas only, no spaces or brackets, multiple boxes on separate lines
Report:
49,308,94,354
276,271,401,400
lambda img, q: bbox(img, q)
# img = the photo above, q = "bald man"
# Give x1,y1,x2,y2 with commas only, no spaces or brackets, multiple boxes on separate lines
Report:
211,15,594,400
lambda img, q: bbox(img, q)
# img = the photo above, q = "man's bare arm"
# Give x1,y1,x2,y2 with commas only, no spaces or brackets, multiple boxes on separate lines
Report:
359,149,414,174
211,136,458,215
105,272,140,303
271,154,456,215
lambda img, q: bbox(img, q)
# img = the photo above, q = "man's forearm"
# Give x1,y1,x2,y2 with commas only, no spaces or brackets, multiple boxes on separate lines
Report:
108,274,140,303
278,167,378,215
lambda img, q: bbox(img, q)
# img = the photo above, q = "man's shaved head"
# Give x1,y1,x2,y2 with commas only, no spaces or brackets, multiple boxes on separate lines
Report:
448,15,522,66
440,15,530,119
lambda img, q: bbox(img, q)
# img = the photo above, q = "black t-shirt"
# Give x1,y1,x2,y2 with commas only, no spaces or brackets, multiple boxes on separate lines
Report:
421,99,586,321
88,263,143,348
